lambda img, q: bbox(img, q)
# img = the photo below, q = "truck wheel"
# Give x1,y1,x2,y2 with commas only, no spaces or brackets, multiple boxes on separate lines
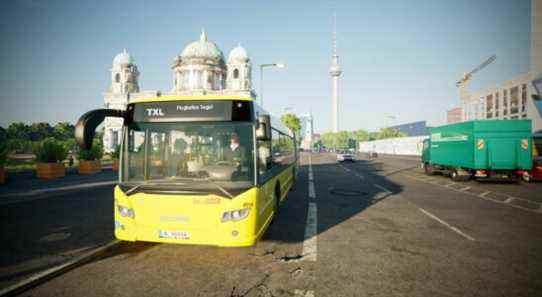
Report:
451,170,461,182
424,163,434,176
522,172,531,183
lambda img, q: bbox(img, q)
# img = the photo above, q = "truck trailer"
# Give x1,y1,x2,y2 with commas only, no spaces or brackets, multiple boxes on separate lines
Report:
421,120,532,181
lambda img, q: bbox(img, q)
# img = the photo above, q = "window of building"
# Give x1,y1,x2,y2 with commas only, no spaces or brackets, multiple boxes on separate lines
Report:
486,94,493,119
233,69,239,79
495,92,500,117
503,90,508,115
510,86,519,114
115,73,120,83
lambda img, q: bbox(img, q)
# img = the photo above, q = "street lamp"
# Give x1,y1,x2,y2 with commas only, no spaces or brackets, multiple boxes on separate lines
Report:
259,63,286,107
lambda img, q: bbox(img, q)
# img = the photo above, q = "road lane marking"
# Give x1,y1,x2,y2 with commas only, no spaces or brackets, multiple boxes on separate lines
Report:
401,173,542,214
308,182,316,199
459,186,471,191
418,208,475,241
478,191,490,197
302,154,317,261
504,197,515,203
302,202,318,261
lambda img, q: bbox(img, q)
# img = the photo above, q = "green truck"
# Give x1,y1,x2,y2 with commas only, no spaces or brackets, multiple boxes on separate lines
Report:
421,120,532,181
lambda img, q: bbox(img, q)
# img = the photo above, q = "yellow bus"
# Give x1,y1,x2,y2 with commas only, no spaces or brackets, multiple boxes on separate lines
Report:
75,96,298,247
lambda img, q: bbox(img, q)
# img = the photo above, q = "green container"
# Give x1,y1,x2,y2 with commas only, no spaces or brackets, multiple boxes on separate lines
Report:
422,120,532,171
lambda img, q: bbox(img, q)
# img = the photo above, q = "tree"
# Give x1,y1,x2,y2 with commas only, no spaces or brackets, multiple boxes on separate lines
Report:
350,129,370,143
7,122,30,140
53,122,75,141
312,139,323,150
377,128,406,139
335,131,350,149
320,132,336,149
0,127,7,143
28,122,54,141
280,113,301,139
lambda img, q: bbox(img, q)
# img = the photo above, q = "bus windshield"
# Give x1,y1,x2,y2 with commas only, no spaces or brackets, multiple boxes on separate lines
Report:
122,122,255,192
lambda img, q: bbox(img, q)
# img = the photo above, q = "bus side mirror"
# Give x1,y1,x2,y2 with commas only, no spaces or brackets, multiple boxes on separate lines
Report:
75,109,125,150
256,115,271,141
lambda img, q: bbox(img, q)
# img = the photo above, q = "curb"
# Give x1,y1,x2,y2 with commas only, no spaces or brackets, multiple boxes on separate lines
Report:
0,240,122,297
0,181,117,205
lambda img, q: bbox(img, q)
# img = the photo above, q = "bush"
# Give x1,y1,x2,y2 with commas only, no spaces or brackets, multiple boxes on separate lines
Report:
77,141,103,161
34,138,68,163
111,145,121,160
0,141,8,166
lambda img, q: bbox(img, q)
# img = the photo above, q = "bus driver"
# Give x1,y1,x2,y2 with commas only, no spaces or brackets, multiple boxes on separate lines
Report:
223,132,245,165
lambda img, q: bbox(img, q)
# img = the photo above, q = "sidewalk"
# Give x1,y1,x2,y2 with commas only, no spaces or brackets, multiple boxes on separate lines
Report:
0,168,117,202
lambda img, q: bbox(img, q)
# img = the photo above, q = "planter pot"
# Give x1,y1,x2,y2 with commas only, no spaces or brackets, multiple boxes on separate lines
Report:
0,165,5,184
79,160,102,175
36,162,65,179
112,159,119,171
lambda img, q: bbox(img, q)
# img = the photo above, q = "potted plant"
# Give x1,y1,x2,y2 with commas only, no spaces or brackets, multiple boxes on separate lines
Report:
78,141,103,174
34,138,68,179
111,145,120,171
0,141,8,184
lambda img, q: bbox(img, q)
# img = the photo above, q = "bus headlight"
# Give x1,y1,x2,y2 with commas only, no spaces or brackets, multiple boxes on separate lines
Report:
221,208,250,222
117,205,135,218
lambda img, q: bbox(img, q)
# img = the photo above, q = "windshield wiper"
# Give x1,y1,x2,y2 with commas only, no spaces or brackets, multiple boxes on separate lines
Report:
124,180,188,195
168,177,235,199
122,177,234,198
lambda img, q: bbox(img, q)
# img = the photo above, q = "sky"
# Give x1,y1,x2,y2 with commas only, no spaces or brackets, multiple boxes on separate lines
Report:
0,0,532,133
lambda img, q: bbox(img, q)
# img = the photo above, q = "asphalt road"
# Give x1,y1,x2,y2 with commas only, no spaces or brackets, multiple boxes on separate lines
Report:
3,152,542,297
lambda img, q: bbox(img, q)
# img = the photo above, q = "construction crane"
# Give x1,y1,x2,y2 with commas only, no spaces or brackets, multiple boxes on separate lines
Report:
456,54,496,87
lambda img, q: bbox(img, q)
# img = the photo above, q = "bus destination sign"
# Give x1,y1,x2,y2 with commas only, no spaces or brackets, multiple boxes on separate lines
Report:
132,100,252,122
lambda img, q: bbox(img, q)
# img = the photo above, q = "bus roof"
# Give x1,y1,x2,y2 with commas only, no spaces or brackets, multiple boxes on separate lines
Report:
130,95,254,104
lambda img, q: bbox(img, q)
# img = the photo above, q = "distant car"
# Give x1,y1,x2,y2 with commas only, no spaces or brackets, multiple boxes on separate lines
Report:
337,152,356,162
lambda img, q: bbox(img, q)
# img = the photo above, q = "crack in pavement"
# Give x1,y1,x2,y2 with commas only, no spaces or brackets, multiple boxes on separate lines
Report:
229,274,272,297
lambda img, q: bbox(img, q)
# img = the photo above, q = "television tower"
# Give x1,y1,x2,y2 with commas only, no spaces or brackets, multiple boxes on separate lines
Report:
330,13,342,133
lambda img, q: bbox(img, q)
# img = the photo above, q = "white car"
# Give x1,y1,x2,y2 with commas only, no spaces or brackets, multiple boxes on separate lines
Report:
337,152,356,162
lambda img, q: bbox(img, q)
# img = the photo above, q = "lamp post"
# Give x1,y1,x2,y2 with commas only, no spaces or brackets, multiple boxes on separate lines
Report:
259,63,286,107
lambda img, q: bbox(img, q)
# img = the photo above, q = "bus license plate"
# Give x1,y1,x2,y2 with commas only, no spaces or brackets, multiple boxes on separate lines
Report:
158,230,190,240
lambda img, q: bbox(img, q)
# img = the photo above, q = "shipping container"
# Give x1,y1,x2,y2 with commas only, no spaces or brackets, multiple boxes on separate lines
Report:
421,120,532,181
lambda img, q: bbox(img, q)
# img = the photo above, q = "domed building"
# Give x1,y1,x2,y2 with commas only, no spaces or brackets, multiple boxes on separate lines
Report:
169,29,253,96
102,30,254,152
103,49,140,153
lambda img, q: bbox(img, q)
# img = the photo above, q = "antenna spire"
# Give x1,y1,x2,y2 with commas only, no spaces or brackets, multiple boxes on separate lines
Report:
332,12,337,56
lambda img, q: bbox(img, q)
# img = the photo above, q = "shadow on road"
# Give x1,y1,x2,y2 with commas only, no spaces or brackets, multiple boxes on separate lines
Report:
262,154,403,244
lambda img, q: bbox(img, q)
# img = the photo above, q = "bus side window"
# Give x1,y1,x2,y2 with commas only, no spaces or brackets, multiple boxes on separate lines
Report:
258,140,271,176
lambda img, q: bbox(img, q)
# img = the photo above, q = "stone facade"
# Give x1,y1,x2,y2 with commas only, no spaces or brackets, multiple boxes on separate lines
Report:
103,30,254,152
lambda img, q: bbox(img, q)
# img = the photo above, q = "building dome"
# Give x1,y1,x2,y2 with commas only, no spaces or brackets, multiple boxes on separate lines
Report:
228,44,249,63
180,29,224,61
113,49,135,66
